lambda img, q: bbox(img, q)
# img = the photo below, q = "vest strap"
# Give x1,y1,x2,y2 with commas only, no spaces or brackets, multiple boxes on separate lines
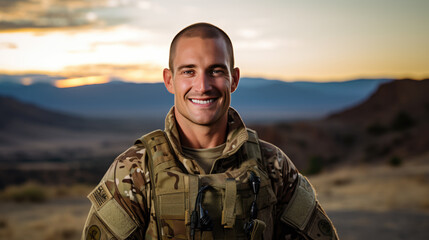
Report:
186,174,199,237
245,129,262,164
144,130,176,171
221,178,237,228
140,129,167,240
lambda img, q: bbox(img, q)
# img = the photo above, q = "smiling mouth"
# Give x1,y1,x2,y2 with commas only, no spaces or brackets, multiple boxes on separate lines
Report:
189,98,216,105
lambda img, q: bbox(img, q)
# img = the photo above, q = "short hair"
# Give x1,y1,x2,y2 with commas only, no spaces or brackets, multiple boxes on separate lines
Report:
168,22,234,72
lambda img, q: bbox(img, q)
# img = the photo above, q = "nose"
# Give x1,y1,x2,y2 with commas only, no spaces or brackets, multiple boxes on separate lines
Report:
193,73,213,93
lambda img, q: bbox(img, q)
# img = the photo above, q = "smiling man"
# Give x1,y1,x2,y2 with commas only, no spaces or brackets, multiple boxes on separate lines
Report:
82,23,338,240
163,31,239,149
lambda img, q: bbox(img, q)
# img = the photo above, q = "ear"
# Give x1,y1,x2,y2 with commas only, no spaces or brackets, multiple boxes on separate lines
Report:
230,67,240,93
163,68,175,94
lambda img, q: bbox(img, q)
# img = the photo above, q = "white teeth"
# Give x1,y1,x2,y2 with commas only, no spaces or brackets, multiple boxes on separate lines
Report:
190,99,214,104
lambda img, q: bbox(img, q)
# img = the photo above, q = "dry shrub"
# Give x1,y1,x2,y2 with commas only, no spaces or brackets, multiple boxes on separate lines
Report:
0,182,48,203
44,227,80,240
0,219,7,228
331,177,353,186
0,183,94,203
42,214,82,240
53,184,94,198
0,219,13,239
420,200,429,210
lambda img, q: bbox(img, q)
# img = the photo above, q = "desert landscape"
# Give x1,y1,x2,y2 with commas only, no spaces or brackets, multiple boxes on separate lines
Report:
1,0,427,238
1,79,428,239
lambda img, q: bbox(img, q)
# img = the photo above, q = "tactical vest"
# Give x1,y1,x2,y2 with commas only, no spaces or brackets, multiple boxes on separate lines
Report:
139,129,276,240
84,128,337,240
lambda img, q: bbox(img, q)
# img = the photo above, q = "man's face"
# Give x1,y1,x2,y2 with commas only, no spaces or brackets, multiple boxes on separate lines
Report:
163,36,239,127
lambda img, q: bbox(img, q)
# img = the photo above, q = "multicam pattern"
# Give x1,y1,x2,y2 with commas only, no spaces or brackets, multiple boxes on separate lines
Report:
82,107,338,240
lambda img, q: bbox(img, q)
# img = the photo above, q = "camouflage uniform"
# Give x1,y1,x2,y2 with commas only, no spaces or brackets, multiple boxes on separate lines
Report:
82,108,338,240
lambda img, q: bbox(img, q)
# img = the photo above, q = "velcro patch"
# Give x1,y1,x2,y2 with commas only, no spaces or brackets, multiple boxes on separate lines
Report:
88,182,113,210
88,182,138,239
280,174,316,231
97,199,138,239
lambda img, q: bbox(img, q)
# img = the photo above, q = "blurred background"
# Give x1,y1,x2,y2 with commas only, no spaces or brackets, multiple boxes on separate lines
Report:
1,0,429,239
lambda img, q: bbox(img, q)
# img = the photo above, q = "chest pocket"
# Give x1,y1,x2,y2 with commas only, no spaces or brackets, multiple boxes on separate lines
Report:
154,171,190,239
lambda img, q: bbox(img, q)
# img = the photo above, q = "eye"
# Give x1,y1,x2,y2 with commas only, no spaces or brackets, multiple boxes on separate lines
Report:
211,69,225,76
182,69,194,76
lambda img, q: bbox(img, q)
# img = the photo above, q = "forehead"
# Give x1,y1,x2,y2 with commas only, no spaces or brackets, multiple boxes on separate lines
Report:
173,37,230,68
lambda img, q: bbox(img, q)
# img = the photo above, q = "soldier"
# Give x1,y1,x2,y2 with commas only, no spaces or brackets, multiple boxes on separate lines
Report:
82,22,339,240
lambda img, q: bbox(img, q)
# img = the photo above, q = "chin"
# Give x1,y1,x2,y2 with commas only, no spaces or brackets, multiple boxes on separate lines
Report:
191,118,216,126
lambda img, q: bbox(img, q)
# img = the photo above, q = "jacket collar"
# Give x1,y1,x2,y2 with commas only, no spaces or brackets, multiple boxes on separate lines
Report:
164,107,248,174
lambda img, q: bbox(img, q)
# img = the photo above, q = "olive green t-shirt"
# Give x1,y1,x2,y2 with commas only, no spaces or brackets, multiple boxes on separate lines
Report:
182,143,226,174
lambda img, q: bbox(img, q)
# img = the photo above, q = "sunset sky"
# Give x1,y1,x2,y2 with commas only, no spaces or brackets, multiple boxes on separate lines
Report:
0,0,428,86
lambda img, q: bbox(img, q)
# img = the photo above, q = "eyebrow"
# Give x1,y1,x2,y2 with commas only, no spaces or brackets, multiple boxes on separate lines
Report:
209,64,228,70
176,64,196,72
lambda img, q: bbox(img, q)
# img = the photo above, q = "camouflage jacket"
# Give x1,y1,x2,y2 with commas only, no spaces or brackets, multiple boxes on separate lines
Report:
82,108,338,240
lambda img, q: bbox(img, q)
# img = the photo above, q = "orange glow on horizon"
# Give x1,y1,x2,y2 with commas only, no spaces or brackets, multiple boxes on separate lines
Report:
55,76,109,88
21,77,33,85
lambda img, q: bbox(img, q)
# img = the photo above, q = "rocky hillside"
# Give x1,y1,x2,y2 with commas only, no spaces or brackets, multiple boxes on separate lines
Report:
330,79,429,125
0,96,83,130
251,79,429,173
0,96,159,163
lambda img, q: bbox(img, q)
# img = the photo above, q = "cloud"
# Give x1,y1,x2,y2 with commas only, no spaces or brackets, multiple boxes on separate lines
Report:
67,40,145,53
0,42,18,49
0,0,30,10
61,63,163,83
0,0,141,32
237,29,259,39
235,40,278,50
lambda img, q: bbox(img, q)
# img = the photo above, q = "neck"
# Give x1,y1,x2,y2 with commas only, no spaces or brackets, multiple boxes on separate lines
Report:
175,112,228,149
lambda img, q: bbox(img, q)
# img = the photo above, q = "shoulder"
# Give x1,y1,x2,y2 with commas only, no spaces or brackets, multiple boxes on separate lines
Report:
103,144,146,176
257,139,299,203
101,144,149,198
258,139,298,179
114,144,146,172
84,143,149,239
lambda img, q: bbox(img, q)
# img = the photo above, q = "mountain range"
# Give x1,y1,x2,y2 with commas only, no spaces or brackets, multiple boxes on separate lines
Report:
0,78,428,186
0,77,392,122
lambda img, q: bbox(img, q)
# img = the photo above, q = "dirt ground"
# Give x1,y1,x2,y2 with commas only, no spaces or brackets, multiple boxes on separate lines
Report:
1,155,428,240
0,197,89,240
329,210,429,240
311,153,429,239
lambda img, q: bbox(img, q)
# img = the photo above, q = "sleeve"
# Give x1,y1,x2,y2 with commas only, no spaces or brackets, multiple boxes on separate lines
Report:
81,146,150,240
261,141,339,240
